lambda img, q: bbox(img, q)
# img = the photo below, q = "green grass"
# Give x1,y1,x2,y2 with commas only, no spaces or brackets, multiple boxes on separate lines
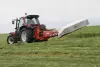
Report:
0,26,100,67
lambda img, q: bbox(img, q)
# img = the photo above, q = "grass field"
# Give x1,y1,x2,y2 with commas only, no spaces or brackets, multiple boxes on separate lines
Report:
0,26,100,67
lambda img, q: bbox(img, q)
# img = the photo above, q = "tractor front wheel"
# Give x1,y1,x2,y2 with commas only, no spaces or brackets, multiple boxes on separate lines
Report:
7,35,17,44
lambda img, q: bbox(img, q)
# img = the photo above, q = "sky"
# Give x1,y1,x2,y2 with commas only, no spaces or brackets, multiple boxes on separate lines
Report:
0,0,100,33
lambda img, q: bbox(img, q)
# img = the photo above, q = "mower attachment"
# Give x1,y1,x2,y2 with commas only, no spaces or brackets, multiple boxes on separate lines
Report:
57,19,89,38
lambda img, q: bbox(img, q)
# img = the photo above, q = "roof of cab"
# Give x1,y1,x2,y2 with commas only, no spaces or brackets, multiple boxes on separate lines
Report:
26,15,39,19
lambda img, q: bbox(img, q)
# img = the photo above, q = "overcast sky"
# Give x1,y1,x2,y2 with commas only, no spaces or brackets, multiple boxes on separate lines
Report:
0,0,100,33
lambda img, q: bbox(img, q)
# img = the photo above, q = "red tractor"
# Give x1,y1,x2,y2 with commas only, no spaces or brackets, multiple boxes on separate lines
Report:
7,15,58,44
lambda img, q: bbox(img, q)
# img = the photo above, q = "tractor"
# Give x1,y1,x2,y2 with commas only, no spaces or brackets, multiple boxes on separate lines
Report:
7,15,58,44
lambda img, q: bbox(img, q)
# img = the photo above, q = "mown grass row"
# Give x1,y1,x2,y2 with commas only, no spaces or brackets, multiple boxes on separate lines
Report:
0,26,100,67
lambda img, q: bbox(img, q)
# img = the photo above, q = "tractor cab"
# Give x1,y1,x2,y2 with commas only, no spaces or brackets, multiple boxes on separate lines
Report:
12,15,40,29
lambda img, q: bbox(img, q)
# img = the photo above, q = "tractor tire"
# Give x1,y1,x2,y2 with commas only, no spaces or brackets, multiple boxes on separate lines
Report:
7,34,17,44
20,28,34,43
20,28,27,42
26,29,34,43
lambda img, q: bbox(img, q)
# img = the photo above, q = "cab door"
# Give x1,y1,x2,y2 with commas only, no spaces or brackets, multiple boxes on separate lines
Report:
18,18,24,28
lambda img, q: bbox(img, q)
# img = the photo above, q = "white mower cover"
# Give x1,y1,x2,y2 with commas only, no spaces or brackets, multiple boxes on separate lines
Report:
57,19,89,38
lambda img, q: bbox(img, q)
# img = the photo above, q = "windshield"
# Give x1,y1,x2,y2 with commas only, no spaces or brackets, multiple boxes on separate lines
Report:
27,18,40,24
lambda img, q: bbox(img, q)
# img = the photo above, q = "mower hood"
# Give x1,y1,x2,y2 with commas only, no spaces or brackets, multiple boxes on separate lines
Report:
57,19,89,38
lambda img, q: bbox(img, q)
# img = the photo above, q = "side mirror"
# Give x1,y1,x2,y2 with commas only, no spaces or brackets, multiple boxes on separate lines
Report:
12,20,14,24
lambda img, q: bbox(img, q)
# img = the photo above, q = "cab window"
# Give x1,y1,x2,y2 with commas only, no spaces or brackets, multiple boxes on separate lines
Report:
19,18,24,28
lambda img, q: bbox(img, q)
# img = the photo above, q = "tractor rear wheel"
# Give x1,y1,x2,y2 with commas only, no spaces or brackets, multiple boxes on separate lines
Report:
20,28,34,43
26,29,34,43
7,34,17,44
20,28,27,42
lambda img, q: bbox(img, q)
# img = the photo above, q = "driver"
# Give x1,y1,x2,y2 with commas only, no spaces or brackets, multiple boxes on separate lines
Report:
27,19,35,24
